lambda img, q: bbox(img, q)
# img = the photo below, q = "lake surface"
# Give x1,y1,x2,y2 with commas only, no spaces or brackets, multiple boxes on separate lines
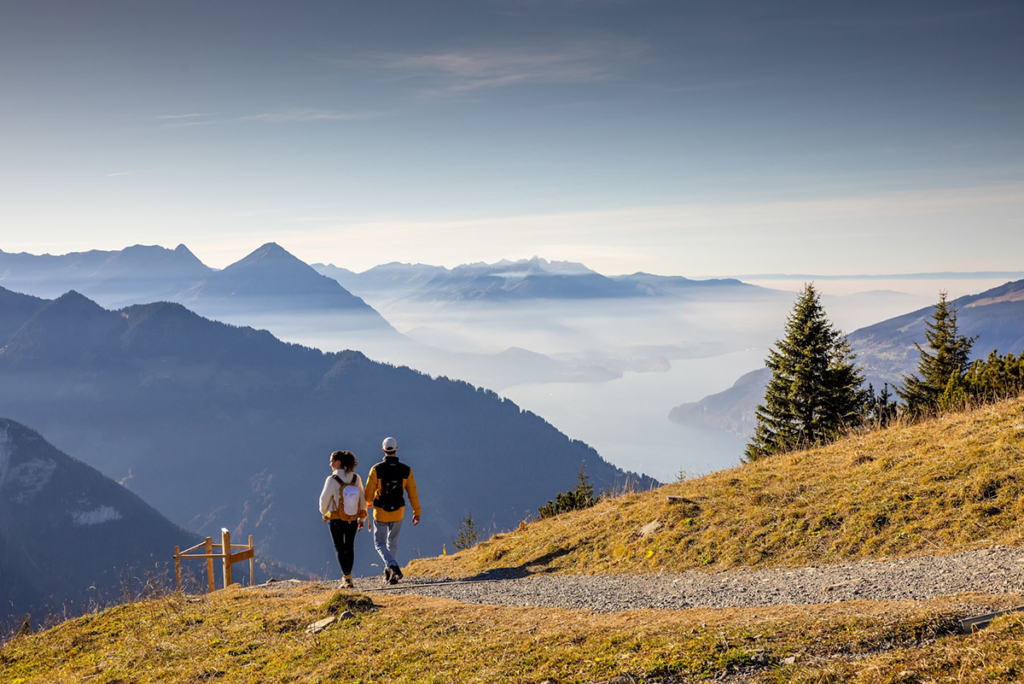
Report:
502,348,766,484
236,307,769,484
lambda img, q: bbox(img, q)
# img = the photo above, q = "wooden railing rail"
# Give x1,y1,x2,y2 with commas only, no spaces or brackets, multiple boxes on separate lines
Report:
174,528,255,593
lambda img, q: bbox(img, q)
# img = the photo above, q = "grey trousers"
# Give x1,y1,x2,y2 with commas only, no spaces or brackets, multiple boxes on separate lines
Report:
373,518,403,568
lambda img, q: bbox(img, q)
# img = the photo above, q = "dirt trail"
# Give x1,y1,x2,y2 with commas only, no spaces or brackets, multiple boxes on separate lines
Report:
342,547,1024,612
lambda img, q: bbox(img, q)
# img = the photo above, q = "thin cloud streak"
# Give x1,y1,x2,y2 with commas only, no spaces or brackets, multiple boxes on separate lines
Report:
168,120,214,128
152,113,210,120
153,108,382,128
338,37,649,96
235,108,382,123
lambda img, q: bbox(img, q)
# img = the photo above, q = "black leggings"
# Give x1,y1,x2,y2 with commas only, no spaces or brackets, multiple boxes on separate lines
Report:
329,519,358,576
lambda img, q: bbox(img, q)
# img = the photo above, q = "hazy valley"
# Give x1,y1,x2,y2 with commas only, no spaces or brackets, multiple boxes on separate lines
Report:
4,243,1021,486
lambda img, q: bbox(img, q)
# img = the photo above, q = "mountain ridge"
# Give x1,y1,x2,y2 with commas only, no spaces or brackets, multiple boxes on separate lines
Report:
0,417,201,625
312,257,765,303
0,286,655,578
0,243,394,336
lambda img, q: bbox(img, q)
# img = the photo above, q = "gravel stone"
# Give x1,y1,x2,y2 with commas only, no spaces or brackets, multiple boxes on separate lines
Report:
334,547,1024,612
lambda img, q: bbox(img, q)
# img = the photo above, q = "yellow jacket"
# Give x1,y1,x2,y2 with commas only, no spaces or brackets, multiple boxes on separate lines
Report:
365,457,421,523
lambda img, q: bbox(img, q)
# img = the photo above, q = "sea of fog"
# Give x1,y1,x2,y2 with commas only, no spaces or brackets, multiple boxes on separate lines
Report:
246,305,768,484
502,348,766,484
229,273,1019,486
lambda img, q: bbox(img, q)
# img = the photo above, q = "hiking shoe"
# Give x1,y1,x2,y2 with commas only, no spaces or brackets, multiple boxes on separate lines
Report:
391,565,403,581
343,576,355,588
383,566,394,585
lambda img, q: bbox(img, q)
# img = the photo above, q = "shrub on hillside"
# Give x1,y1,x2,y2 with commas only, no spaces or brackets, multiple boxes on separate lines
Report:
453,511,480,551
539,463,599,519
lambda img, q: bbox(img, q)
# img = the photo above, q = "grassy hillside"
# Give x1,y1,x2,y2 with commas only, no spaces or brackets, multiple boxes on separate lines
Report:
413,398,1024,578
4,583,1024,683
9,400,1024,682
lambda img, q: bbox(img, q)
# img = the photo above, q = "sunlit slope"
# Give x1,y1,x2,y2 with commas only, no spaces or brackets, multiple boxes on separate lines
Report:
412,398,1024,577
5,585,1024,683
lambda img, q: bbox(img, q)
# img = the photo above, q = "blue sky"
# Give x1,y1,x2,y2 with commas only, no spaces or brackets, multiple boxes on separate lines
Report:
1,0,1022,274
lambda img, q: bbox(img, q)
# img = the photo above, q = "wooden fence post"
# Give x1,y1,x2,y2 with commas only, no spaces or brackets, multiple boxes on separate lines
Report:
175,532,255,594
248,534,255,587
174,546,181,593
205,537,215,593
221,528,233,588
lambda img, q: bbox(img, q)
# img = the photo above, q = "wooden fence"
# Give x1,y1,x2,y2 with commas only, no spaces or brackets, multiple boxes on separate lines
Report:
174,528,255,593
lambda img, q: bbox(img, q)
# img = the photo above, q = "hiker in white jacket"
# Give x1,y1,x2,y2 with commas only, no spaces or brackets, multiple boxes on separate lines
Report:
319,450,367,587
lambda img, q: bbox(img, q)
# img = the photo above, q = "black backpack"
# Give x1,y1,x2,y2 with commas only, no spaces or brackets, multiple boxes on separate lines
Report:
372,459,410,513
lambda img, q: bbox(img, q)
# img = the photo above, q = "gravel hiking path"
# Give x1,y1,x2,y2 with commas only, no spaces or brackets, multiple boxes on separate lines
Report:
337,548,1024,612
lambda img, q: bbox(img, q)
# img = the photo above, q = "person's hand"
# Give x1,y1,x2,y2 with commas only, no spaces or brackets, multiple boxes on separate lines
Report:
322,514,329,523
357,519,365,531
413,514,421,526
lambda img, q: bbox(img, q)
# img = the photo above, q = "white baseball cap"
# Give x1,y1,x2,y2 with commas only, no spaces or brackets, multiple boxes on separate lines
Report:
382,437,398,452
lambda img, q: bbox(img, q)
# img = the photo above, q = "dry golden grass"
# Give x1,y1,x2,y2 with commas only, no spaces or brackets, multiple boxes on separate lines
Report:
412,398,1024,578
807,610,1024,683
9,402,1024,683
2,583,1021,683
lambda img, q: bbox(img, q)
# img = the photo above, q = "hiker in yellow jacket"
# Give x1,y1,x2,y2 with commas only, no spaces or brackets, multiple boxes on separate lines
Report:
364,436,421,584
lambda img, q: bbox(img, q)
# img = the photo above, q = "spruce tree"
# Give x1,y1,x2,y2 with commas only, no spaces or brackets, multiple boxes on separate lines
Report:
538,462,599,518
866,382,899,427
453,511,480,551
745,284,866,461
897,291,975,414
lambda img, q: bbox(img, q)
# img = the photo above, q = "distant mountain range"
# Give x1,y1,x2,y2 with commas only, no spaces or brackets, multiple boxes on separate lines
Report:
0,243,211,303
314,257,760,304
315,262,449,301
0,287,654,579
0,417,196,628
0,242,392,333
723,271,1024,281
671,278,1024,436
0,245,683,391
610,272,760,298
3,245,761,311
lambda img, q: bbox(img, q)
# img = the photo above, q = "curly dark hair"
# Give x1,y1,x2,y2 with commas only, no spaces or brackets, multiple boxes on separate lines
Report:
330,450,358,472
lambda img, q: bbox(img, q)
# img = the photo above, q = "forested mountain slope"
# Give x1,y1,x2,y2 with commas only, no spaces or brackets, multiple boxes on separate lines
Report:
0,418,197,627
849,278,1024,381
0,287,652,577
